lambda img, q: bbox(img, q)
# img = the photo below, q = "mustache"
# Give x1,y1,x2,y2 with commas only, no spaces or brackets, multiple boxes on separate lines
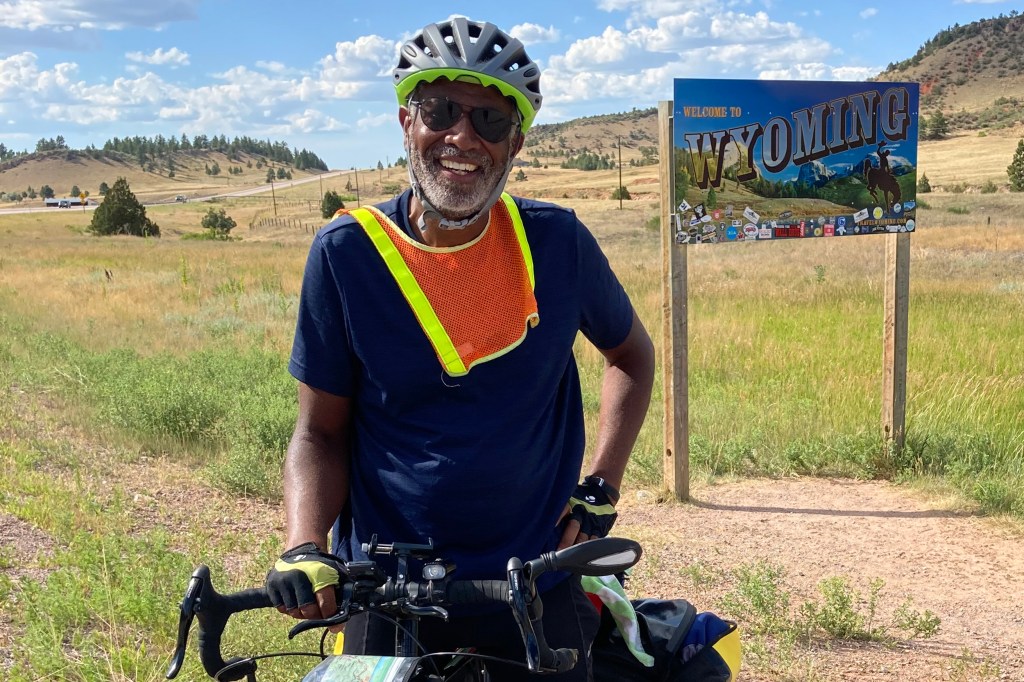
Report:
429,144,491,169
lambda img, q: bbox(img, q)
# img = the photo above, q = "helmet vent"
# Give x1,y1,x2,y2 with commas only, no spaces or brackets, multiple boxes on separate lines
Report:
393,18,544,129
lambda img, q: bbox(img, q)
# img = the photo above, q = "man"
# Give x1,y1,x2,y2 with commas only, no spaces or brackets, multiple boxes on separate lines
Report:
267,17,654,681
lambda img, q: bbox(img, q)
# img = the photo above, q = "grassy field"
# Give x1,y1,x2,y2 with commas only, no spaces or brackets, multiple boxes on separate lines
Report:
1,183,1022,680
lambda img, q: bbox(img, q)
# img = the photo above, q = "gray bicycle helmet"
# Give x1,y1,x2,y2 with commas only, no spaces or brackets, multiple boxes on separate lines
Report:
394,17,543,132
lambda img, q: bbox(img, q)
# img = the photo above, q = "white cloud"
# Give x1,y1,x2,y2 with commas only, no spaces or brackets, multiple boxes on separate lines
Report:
757,63,881,81
709,11,802,41
509,22,561,45
319,34,397,81
859,8,879,19
356,112,393,131
0,0,200,31
284,108,348,133
538,1,880,112
125,47,190,67
256,61,296,75
561,26,640,69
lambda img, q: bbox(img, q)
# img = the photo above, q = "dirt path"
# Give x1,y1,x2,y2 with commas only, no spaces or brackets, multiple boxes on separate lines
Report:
3,388,1022,680
617,479,1024,681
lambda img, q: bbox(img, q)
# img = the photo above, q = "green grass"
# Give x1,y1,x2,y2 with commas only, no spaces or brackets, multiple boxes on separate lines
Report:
717,561,941,677
1,196,1023,680
0,314,295,499
0,406,319,681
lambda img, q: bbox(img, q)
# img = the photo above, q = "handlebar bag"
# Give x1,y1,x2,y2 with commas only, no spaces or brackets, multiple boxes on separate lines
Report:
591,596,740,682
300,654,421,682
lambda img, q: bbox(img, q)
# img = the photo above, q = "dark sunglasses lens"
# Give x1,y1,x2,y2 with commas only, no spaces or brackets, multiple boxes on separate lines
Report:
470,108,513,143
419,98,461,131
417,97,513,143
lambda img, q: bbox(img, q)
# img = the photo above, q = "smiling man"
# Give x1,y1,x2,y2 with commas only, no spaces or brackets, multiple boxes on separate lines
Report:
266,17,655,681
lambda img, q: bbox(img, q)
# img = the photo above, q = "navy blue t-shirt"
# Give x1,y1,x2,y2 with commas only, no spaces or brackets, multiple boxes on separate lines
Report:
289,190,634,582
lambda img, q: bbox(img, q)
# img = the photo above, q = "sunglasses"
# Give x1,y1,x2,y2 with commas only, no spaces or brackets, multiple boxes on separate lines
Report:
410,96,519,144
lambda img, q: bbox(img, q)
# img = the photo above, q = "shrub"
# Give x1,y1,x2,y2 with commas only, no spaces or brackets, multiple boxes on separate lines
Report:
321,190,345,219
87,177,159,237
201,207,237,238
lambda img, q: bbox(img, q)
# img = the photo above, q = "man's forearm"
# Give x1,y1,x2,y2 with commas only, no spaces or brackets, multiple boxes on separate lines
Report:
590,316,655,488
283,431,350,550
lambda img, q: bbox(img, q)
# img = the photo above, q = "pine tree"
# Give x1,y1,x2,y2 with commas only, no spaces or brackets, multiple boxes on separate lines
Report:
925,112,949,140
1007,139,1024,191
917,173,932,194
88,177,159,237
320,190,345,218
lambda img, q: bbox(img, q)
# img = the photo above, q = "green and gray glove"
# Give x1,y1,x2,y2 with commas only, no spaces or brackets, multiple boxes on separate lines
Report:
265,542,345,611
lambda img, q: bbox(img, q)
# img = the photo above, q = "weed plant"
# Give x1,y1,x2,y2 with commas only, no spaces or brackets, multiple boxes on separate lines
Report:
718,561,941,677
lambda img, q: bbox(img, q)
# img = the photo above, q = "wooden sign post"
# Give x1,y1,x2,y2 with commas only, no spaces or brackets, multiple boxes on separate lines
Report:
659,101,690,502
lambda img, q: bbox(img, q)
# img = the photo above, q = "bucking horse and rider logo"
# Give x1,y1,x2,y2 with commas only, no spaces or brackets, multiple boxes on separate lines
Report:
864,140,902,213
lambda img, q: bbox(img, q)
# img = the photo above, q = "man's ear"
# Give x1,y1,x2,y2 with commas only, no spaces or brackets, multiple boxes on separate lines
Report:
511,130,525,157
399,106,411,130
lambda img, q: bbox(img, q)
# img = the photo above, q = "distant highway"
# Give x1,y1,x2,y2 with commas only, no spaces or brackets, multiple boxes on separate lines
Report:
0,169,347,216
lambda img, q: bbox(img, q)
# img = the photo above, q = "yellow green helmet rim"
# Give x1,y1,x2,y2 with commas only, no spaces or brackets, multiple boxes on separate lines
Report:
395,68,537,133
393,18,542,134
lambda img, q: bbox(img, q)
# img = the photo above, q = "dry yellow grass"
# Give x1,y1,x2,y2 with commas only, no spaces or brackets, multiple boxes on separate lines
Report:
919,126,1024,188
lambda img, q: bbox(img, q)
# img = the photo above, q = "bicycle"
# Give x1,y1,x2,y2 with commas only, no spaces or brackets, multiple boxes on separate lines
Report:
166,535,643,681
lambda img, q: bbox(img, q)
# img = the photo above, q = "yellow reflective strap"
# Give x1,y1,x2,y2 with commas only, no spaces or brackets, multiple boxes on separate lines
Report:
349,207,468,376
332,632,345,655
500,192,534,289
712,624,742,681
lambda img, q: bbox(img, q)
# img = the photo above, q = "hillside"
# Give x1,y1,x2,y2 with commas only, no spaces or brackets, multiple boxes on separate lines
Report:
876,12,1024,132
527,107,659,166
0,148,318,204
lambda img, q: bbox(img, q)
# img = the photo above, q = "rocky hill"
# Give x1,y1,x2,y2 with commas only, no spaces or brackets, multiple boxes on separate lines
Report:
875,12,1024,132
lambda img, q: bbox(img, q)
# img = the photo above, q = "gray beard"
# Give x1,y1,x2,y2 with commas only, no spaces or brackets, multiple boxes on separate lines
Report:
408,142,507,221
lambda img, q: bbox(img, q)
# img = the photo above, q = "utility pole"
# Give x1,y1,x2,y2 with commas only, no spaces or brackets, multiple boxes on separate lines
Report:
354,169,361,207
617,136,623,210
319,173,323,198
270,177,278,216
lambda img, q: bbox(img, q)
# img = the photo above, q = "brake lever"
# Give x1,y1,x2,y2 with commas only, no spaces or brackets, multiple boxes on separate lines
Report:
505,558,542,672
287,603,352,639
401,604,449,620
166,568,206,679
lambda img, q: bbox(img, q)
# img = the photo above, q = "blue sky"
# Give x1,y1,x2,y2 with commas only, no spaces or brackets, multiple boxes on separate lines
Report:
0,0,1017,169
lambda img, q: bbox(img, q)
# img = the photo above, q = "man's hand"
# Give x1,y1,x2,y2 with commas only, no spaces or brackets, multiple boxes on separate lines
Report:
558,478,619,549
265,542,345,629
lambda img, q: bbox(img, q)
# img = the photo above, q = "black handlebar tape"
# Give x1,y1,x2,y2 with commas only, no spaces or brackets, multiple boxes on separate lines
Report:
442,580,509,605
532,608,579,673
197,587,274,680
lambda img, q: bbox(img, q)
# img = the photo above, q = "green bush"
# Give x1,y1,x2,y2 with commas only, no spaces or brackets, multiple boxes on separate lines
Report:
88,177,159,237
321,190,345,218
201,207,237,238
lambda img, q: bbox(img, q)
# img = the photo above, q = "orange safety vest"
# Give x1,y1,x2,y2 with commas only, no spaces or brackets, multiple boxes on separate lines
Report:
343,193,539,376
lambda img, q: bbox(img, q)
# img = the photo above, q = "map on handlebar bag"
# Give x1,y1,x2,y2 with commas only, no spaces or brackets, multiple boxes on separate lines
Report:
300,654,420,682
